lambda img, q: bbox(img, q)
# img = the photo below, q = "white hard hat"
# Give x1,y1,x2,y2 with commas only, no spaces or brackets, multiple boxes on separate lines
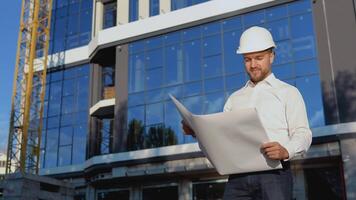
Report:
236,26,276,54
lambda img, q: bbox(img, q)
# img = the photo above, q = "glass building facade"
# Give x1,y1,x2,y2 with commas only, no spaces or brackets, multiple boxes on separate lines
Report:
30,0,356,199
127,0,324,151
49,0,93,53
41,64,90,168
171,0,210,11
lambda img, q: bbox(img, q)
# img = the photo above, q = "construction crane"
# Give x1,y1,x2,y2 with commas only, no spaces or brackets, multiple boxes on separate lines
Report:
6,0,53,174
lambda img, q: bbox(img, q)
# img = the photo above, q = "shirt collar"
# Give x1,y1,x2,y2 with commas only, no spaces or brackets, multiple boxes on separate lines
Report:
244,73,278,88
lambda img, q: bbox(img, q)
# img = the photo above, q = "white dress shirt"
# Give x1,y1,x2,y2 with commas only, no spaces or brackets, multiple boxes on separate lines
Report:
224,73,312,160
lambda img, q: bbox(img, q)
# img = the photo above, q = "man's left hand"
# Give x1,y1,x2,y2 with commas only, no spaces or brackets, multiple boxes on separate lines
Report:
261,142,289,160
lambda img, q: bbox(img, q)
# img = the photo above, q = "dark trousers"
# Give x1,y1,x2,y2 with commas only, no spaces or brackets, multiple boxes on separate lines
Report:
223,163,293,200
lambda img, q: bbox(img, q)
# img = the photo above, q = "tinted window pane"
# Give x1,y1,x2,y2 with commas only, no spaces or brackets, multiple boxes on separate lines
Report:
243,10,265,27
165,44,183,85
203,34,221,56
203,55,222,78
143,186,178,200
103,2,117,29
129,54,145,92
58,145,72,166
204,92,225,114
129,0,139,22
150,0,160,16
146,67,163,89
146,103,164,125
183,40,202,81
72,124,87,164
296,75,325,127
223,30,244,74
60,126,73,145
225,73,246,91
205,77,224,93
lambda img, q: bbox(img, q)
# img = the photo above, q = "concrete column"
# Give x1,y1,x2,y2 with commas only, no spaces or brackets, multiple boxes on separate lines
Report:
340,138,356,199
86,184,96,200
114,45,129,152
117,0,129,25
130,185,142,200
160,0,171,14
93,1,104,37
139,0,149,19
179,180,192,200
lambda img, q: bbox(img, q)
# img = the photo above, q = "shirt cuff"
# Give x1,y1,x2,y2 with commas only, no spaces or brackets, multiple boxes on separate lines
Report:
283,143,295,161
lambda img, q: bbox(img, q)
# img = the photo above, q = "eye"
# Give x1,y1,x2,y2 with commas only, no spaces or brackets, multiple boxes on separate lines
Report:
244,58,251,62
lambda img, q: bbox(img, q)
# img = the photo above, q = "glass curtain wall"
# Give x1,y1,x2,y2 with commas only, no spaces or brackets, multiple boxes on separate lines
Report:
171,0,210,11
41,64,90,168
49,0,93,53
127,0,325,151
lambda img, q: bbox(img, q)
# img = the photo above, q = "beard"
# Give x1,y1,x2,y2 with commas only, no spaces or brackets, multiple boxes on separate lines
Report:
248,69,270,83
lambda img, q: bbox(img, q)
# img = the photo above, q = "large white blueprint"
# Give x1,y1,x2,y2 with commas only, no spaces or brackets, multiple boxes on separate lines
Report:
170,95,282,175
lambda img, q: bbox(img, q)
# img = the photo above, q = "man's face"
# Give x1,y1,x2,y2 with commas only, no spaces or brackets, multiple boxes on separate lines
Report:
243,49,274,84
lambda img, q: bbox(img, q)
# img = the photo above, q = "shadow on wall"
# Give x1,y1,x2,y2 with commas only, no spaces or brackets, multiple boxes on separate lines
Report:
322,69,356,124
126,119,178,151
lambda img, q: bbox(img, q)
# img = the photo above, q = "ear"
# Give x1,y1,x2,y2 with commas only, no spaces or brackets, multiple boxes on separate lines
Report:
269,52,275,64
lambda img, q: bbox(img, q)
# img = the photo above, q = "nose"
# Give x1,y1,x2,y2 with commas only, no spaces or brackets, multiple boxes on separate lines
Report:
251,59,258,68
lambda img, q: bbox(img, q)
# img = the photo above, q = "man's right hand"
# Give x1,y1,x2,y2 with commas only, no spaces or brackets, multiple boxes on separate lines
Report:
181,120,196,137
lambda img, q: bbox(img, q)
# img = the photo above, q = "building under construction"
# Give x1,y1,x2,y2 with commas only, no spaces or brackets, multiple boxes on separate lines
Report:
4,0,356,199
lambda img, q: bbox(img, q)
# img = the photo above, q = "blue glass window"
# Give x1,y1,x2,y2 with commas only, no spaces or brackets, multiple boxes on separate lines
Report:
126,0,325,152
171,0,210,11
204,92,225,114
183,40,202,81
146,103,164,125
41,64,90,168
165,44,183,85
129,54,145,92
225,73,246,91
223,30,244,74
129,0,139,22
296,75,325,127
103,2,117,29
49,0,92,53
149,0,160,17
58,146,72,166
203,34,221,56
203,55,222,78
184,81,202,97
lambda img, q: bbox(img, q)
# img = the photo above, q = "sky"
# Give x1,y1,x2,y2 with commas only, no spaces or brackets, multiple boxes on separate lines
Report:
0,1,22,154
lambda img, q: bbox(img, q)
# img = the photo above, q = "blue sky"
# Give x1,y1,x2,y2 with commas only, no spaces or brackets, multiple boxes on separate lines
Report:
0,1,22,153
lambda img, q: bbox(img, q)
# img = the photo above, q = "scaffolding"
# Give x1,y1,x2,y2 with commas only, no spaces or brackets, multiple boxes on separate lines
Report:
6,0,53,174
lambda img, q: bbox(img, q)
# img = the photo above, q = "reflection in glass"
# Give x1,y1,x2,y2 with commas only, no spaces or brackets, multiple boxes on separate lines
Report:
126,0,325,151
183,40,202,81
103,2,117,29
149,0,160,16
129,0,139,22
143,186,178,200
42,64,90,168
126,119,178,150
296,75,325,127
58,145,72,166
99,118,113,154
193,181,226,200
97,190,130,200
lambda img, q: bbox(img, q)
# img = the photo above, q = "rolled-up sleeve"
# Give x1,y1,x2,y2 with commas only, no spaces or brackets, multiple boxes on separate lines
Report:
284,88,312,160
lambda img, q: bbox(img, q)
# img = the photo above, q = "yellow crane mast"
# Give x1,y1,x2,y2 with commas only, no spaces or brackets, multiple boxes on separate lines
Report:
6,0,52,174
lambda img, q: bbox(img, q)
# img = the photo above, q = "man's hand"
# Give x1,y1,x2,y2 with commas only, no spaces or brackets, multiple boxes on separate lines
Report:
261,142,289,160
181,120,196,137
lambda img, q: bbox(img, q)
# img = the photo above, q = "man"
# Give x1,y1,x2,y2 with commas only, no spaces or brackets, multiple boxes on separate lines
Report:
182,26,312,199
